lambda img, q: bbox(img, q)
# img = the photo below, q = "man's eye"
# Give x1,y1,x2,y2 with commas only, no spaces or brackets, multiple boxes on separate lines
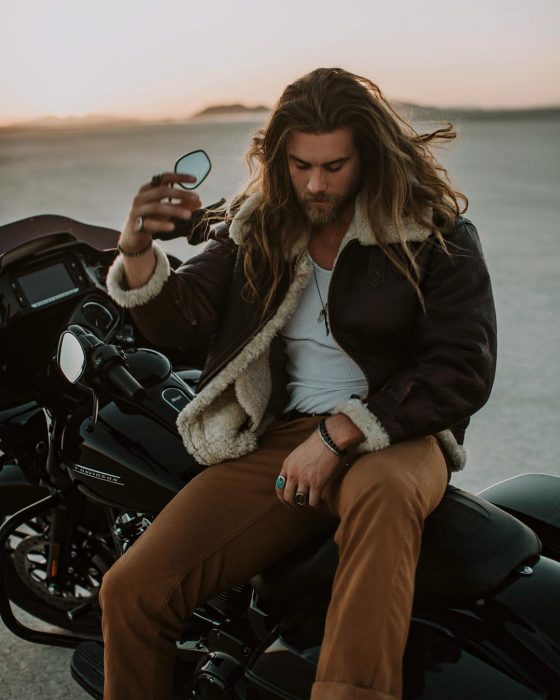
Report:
326,165,343,173
295,163,310,170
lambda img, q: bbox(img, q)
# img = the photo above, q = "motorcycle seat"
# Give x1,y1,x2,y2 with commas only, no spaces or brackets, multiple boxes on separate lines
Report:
251,486,542,609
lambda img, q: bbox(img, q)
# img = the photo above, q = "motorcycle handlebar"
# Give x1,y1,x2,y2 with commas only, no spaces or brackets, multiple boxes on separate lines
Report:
104,361,146,402
87,340,146,402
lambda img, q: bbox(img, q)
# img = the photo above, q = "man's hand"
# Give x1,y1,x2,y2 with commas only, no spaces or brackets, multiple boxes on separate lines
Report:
277,414,364,508
279,428,341,508
119,173,201,289
121,172,200,249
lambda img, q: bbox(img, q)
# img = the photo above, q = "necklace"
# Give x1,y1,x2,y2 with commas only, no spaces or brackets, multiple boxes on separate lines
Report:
312,262,330,335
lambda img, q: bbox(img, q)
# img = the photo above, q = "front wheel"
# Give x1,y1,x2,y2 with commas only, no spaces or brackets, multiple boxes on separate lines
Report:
1,506,115,634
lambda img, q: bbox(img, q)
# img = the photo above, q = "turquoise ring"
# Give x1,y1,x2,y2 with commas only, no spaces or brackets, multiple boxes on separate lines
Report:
275,474,287,490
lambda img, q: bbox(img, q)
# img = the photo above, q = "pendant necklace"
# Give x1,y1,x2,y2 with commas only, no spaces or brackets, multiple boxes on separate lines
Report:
312,262,330,336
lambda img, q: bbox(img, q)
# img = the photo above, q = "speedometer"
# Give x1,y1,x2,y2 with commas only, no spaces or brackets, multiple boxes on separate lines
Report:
82,302,114,332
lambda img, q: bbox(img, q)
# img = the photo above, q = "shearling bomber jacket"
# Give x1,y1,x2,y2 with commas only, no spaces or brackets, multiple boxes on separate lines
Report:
107,193,497,470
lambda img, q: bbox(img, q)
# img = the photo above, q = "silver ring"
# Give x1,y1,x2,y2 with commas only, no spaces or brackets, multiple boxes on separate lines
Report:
275,474,287,490
151,173,162,187
134,215,145,233
295,492,308,506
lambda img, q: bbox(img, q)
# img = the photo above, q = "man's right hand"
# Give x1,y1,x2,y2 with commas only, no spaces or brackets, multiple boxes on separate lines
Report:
118,173,202,289
120,172,201,251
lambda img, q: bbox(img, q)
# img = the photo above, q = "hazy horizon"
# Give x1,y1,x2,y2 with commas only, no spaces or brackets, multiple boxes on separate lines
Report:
1,0,559,127
2,101,559,130
7,99,560,129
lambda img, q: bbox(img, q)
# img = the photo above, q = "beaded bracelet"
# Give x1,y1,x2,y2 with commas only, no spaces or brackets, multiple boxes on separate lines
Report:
117,240,153,257
318,418,347,457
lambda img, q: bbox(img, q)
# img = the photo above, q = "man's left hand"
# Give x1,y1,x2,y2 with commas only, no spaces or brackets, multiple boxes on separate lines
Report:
277,414,364,508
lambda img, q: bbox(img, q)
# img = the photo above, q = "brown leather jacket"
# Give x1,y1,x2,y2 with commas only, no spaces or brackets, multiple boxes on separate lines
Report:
107,194,496,469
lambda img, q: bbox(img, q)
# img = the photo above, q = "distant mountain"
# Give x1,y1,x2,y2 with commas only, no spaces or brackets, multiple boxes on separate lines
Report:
192,103,271,118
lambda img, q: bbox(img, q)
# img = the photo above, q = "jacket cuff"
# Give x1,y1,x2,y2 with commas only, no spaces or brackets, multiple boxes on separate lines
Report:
106,242,171,309
334,397,391,454
434,429,467,471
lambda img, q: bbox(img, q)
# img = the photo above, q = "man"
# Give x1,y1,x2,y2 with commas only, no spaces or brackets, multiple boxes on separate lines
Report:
102,67,496,699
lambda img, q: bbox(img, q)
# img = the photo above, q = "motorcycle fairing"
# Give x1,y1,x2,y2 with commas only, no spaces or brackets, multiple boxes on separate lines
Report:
0,215,120,257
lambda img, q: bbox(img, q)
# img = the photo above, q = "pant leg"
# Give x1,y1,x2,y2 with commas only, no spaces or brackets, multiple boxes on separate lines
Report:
99,417,333,700
312,435,448,700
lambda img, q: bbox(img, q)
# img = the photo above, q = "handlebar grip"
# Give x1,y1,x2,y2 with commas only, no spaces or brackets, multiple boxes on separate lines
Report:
105,362,146,402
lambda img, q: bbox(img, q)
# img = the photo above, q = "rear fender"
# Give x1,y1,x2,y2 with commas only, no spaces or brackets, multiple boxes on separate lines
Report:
479,474,560,558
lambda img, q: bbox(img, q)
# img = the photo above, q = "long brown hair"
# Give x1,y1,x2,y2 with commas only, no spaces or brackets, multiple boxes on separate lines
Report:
228,67,467,315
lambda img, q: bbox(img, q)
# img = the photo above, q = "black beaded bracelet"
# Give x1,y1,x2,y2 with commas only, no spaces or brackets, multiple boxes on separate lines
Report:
117,240,153,257
318,418,347,457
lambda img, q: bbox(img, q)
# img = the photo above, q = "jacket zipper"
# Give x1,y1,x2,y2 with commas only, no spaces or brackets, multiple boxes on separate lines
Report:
196,260,295,393
195,311,275,393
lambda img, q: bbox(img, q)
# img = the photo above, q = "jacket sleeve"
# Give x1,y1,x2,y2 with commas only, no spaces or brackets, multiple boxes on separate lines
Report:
334,219,497,465
106,236,237,350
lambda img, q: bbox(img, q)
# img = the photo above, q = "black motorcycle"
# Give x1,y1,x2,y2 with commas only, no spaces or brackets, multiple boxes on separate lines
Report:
1,159,560,699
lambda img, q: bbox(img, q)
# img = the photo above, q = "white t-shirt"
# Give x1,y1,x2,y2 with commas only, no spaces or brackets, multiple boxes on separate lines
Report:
280,256,369,413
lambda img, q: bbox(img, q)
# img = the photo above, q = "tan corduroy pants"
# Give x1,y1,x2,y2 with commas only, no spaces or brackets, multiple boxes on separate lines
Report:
99,416,448,700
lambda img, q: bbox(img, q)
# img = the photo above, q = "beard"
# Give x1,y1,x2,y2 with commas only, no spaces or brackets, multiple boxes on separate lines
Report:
300,192,344,226
298,181,360,226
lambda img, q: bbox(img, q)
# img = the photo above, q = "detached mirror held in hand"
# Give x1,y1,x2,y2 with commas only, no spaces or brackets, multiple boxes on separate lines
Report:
117,146,224,258
174,149,212,190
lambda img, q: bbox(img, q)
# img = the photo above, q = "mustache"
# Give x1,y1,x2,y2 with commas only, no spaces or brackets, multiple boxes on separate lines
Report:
302,193,340,204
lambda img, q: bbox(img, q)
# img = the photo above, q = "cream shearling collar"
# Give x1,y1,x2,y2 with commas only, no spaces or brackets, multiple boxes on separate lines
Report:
228,192,432,257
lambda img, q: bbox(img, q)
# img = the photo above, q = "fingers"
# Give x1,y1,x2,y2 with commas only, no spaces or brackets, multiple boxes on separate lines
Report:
136,201,194,222
137,184,201,207
276,472,319,508
130,216,176,235
138,172,197,193
275,472,290,505
283,473,297,506
308,486,322,509
126,173,202,237
275,472,298,507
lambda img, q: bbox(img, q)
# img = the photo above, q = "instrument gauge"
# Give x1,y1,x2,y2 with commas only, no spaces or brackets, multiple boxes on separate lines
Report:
82,302,114,332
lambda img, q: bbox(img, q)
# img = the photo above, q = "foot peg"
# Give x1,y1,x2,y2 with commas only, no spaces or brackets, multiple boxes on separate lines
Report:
71,641,104,699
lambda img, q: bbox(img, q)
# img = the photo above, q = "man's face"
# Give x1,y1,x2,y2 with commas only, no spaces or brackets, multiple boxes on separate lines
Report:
287,128,361,226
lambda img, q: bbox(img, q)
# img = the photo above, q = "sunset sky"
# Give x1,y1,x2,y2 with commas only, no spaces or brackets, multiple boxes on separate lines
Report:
1,0,559,126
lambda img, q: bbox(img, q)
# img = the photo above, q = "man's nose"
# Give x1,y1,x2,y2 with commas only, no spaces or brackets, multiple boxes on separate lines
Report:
306,168,327,194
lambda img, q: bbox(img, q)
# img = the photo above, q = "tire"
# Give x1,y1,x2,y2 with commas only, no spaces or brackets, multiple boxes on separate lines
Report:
1,509,115,635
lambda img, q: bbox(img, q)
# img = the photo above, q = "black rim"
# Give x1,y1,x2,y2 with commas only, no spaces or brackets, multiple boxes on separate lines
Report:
7,515,109,609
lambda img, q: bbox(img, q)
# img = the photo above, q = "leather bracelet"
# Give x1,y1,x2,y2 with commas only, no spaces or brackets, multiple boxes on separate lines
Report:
318,418,347,457
117,240,153,257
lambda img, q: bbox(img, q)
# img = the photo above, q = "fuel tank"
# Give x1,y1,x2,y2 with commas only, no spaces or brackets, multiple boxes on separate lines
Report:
60,348,204,512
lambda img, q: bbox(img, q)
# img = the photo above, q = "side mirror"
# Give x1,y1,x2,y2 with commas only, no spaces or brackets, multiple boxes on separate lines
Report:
57,330,86,383
174,149,211,190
